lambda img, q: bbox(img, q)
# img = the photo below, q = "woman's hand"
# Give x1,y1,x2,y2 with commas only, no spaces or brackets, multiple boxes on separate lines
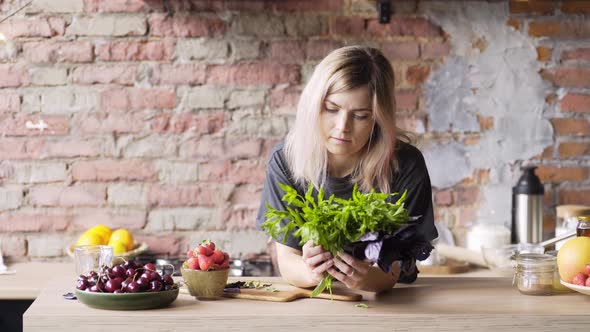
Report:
301,240,333,285
327,251,371,290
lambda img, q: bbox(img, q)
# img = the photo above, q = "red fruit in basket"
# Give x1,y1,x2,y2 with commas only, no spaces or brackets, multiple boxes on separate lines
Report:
220,260,229,269
572,272,588,286
187,249,194,258
204,240,215,251
187,257,200,270
198,253,215,270
211,250,224,264
197,244,213,256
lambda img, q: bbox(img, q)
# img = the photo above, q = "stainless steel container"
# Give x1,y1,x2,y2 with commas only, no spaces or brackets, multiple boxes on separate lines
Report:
511,166,544,244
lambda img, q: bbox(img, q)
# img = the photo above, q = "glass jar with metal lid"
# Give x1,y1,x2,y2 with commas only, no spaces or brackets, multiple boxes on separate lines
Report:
513,253,557,296
577,215,590,237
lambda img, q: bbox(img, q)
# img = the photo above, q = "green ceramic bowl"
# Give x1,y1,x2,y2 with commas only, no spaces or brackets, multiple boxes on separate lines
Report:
181,267,229,300
75,286,179,310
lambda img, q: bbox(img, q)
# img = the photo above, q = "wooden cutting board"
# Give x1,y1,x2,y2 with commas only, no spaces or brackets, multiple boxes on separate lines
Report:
417,259,470,274
180,281,362,302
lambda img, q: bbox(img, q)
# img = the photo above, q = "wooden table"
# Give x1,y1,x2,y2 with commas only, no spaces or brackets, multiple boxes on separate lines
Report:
0,261,504,300
0,262,73,300
23,275,588,331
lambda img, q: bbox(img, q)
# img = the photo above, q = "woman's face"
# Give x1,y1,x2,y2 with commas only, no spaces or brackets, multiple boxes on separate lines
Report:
320,86,374,166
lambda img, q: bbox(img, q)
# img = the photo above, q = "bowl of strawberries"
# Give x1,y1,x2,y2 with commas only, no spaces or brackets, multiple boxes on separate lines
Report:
181,240,230,300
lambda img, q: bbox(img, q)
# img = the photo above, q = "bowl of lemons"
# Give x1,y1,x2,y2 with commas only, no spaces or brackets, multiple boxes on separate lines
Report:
67,225,148,260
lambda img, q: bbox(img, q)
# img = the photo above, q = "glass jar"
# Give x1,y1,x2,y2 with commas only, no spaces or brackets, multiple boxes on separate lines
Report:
513,253,556,296
577,215,590,237
555,205,590,249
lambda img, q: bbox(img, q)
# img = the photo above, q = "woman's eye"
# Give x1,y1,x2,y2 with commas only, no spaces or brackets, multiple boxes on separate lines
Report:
325,108,339,113
353,113,370,120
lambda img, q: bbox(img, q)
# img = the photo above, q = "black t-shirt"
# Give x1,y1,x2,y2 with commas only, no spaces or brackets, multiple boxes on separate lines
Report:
256,141,438,250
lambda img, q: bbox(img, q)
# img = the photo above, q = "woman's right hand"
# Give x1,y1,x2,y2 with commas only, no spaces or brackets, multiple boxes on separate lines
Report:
301,240,333,284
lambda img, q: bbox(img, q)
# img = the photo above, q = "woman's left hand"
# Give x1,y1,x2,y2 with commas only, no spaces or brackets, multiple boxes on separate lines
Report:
327,251,371,290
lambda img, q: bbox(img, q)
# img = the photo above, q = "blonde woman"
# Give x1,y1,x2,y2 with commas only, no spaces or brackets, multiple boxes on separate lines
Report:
256,46,438,293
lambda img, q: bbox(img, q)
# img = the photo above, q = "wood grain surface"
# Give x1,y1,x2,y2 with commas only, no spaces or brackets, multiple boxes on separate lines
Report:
179,281,362,302
24,276,590,332
417,259,471,274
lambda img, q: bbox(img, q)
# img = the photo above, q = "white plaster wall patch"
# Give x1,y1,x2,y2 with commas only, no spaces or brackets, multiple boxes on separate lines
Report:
420,1,553,224
422,141,471,189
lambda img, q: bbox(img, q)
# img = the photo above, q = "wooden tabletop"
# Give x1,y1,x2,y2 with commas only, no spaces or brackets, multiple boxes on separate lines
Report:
0,262,74,300
0,261,504,300
23,275,589,332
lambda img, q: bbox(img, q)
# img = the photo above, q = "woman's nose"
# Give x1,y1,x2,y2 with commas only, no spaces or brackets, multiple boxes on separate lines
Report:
335,111,350,132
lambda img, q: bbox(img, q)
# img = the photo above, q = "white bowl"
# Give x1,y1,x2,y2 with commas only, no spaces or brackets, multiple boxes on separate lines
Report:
482,243,544,271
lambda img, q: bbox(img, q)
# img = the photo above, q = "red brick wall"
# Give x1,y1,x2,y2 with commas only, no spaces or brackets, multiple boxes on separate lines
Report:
0,0,589,260
510,0,590,234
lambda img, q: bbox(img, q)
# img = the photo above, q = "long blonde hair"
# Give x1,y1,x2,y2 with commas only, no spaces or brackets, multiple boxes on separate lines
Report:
284,45,407,193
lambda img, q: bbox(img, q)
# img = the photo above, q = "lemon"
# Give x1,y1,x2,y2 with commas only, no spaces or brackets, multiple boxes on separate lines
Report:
88,225,112,244
109,228,134,251
75,231,104,246
108,241,127,255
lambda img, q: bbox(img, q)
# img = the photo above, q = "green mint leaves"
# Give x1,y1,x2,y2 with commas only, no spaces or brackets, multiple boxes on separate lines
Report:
261,182,409,297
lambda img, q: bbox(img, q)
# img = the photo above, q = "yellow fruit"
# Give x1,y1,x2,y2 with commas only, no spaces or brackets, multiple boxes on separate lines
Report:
557,237,590,283
108,241,127,255
88,225,112,244
109,228,134,251
75,231,104,246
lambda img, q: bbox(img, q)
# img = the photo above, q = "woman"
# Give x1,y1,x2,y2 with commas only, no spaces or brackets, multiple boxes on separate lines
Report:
256,45,437,293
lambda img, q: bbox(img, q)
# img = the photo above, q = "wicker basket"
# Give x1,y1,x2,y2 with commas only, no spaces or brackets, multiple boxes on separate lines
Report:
67,242,149,261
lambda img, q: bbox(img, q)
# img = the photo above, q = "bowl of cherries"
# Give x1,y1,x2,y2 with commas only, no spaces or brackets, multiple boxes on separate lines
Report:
75,260,179,310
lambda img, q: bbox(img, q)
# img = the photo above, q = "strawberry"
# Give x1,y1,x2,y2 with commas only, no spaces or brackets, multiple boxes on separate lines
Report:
187,257,200,270
202,240,215,252
198,253,215,271
210,263,220,270
572,272,587,286
211,250,224,264
220,252,230,269
586,276,590,287
197,242,214,256
187,249,194,258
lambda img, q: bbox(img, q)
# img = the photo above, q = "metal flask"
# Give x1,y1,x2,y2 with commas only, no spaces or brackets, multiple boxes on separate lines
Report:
511,166,544,244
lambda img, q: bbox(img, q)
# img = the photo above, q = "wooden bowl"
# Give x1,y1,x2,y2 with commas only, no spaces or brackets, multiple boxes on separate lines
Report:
181,267,229,300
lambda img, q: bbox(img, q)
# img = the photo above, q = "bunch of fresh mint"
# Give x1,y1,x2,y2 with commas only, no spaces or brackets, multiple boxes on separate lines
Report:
261,183,414,297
